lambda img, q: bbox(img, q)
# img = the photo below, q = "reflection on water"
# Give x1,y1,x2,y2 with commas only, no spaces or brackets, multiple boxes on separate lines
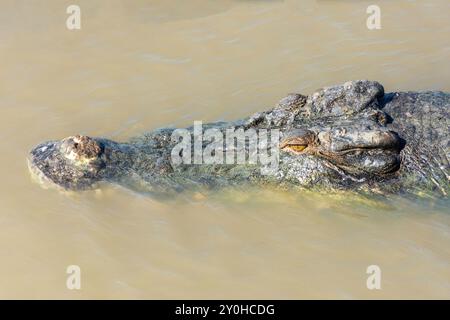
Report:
0,0,449,298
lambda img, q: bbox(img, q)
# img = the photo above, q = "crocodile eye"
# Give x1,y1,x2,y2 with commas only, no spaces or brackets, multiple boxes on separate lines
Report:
281,144,307,154
280,129,315,154
288,145,307,152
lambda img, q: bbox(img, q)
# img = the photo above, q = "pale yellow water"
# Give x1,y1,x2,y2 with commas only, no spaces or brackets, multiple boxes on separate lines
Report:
0,0,449,299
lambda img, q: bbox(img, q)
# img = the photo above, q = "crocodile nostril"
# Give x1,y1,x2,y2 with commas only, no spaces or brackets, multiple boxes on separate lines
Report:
61,135,104,163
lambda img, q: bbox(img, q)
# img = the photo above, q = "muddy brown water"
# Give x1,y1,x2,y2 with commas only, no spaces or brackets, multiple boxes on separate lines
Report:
0,0,449,298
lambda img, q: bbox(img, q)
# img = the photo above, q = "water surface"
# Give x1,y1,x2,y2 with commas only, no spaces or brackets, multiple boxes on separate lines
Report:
0,0,449,298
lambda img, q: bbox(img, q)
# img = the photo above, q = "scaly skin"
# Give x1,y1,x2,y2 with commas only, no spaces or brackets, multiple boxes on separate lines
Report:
28,80,449,197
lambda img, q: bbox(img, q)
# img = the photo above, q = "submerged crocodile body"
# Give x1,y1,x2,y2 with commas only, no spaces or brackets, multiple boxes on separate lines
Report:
28,80,449,197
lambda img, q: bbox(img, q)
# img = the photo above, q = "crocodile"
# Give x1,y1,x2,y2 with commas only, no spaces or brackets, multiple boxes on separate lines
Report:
28,80,450,197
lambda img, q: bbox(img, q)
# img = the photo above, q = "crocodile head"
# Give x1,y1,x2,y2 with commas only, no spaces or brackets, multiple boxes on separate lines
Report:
28,80,407,194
